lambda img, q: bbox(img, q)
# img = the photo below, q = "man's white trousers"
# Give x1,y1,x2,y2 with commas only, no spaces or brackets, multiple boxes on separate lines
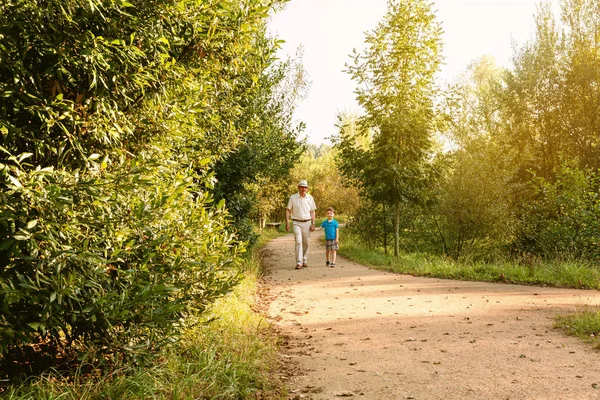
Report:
292,221,311,266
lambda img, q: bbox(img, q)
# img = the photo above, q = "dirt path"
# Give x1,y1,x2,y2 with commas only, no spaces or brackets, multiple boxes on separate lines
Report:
260,232,600,400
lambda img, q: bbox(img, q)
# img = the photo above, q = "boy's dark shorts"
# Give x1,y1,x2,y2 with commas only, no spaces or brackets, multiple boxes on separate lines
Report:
325,240,339,251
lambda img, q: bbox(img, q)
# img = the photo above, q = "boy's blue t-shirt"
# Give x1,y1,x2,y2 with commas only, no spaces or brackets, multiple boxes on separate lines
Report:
321,219,339,240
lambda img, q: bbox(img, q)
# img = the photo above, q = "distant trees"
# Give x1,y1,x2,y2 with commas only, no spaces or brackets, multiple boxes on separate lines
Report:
431,57,515,259
289,142,360,220
212,55,307,243
338,0,600,263
501,0,600,259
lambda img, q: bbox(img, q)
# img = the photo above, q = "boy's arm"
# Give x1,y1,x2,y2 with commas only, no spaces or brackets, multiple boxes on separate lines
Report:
335,227,339,243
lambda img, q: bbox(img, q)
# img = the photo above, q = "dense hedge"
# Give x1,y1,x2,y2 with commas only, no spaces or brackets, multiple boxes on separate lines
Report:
0,0,293,377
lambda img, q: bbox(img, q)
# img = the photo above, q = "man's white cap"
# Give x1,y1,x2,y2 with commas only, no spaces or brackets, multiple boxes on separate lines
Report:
298,179,308,187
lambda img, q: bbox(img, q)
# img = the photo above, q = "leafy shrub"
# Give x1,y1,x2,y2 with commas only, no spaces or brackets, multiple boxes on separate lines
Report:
0,153,240,374
431,146,515,260
0,0,298,381
515,161,600,260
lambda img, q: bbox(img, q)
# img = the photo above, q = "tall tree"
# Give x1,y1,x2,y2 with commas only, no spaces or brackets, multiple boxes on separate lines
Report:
212,55,308,242
560,0,600,169
344,0,443,256
429,57,516,259
502,3,564,181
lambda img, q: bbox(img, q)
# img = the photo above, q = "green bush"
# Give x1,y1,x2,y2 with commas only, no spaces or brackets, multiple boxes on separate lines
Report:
515,161,600,260
0,153,240,373
0,0,288,379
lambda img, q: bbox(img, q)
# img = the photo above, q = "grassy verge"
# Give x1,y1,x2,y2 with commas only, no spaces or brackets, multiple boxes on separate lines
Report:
339,232,600,289
2,230,285,400
555,307,600,349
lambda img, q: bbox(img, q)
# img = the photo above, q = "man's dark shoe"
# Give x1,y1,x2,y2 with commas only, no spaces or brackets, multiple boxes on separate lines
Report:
295,264,302,270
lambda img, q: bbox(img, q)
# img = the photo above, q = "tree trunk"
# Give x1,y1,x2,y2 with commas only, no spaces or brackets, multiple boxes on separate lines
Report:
383,202,388,255
394,200,400,257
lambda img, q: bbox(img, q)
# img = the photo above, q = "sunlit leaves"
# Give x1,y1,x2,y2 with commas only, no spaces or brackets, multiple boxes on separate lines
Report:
341,0,443,256
0,0,287,373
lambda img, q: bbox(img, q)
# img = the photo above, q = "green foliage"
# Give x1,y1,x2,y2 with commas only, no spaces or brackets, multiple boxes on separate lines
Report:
0,152,240,369
337,0,600,264
1,0,172,166
345,201,393,252
0,0,284,166
515,161,600,260
427,0,600,262
290,142,360,218
347,200,434,255
502,0,600,179
212,56,307,242
341,0,443,256
0,0,292,377
431,143,515,260
1,244,284,399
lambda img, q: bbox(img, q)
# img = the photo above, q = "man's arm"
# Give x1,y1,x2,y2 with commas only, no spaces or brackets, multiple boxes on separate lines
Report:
285,208,291,232
310,210,316,232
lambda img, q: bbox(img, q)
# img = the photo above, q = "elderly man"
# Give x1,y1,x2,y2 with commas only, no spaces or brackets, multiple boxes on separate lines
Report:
286,179,317,270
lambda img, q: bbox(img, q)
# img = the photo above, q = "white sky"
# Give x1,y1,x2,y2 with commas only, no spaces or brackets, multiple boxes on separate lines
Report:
268,0,560,145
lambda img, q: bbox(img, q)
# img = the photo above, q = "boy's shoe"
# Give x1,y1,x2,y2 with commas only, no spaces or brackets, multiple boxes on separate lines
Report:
330,263,335,268
326,260,330,266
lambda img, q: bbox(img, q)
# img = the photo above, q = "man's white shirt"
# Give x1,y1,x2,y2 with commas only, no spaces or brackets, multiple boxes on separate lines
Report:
287,193,317,220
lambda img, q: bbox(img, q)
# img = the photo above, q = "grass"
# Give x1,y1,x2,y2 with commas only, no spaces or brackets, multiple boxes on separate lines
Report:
2,230,286,400
555,307,600,349
338,232,600,290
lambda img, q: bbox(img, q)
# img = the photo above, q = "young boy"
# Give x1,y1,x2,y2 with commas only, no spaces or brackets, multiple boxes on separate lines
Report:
320,207,339,267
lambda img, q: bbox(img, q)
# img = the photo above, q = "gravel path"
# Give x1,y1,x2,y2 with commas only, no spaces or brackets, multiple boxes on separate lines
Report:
261,233,600,399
